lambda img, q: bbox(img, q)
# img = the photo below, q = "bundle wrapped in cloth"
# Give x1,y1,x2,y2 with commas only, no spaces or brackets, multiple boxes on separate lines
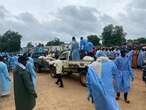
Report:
83,56,94,61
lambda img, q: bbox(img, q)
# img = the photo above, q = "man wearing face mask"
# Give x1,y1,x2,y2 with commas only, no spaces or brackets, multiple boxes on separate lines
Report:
13,55,37,110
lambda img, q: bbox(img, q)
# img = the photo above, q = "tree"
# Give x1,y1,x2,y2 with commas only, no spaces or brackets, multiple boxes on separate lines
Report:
135,37,146,44
127,37,146,45
0,30,22,52
37,43,44,47
46,38,64,46
101,24,113,46
87,35,100,46
101,24,126,46
26,42,34,48
127,39,134,45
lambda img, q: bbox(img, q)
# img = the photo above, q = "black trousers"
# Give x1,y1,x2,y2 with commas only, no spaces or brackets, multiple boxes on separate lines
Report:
56,74,63,86
117,92,128,101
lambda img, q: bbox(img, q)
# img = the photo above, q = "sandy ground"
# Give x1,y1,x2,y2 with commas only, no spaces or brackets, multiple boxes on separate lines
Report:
0,69,146,110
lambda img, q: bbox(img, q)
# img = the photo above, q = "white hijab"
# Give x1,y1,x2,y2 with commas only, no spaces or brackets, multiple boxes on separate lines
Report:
92,56,109,78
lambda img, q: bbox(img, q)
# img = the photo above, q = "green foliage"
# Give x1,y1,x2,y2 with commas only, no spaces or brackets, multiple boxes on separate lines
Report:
46,38,64,46
101,24,126,46
87,35,100,46
26,42,34,48
127,39,133,43
135,37,146,44
0,30,22,52
37,43,44,47
127,37,146,45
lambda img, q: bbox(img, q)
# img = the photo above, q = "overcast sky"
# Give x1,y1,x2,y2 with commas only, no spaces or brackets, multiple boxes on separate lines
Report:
0,0,146,46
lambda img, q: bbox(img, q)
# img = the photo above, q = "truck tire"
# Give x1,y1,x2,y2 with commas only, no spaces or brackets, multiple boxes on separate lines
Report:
80,71,87,87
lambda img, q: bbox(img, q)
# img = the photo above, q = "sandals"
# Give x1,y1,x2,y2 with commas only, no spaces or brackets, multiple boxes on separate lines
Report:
125,100,130,104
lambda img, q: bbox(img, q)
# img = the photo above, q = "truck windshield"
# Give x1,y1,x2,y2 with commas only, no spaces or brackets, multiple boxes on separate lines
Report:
59,53,68,60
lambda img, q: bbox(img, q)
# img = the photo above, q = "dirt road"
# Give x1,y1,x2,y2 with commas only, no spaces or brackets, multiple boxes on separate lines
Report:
0,69,146,110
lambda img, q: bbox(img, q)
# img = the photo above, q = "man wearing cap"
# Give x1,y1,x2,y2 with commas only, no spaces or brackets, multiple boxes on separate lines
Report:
13,56,37,110
86,51,120,110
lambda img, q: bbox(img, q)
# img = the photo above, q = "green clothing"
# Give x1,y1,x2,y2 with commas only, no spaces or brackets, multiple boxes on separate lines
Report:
14,65,36,110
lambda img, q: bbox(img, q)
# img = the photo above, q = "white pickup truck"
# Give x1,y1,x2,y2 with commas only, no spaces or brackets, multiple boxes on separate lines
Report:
38,51,94,86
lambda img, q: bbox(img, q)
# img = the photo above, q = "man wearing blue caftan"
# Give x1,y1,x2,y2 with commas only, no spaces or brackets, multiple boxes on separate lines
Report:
71,37,80,61
137,49,143,67
0,56,11,96
26,56,36,89
10,55,18,71
80,37,87,51
106,49,111,57
86,41,94,54
127,49,134,66
95,50,106,58
114,49,121,58
86,51,120,110
114,50,134,104
80,37,87,58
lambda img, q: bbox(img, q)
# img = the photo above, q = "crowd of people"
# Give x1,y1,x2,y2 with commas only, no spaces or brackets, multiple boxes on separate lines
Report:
71,36,146,67
71,36,146,110
0,53,37,110
0,37,146,110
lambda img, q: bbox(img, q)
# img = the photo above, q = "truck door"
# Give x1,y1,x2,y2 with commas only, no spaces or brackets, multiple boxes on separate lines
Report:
59,52,69,68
